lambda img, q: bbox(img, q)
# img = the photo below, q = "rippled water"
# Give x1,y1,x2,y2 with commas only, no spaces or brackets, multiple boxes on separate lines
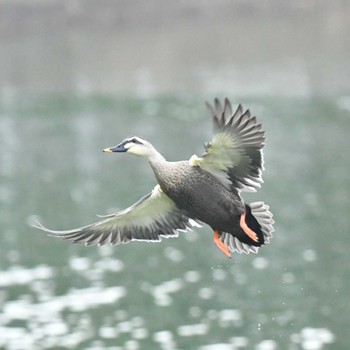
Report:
1,94,349,349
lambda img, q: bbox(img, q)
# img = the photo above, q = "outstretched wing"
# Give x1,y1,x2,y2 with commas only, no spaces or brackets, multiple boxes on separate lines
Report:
194,98,265,192
33,185,198,246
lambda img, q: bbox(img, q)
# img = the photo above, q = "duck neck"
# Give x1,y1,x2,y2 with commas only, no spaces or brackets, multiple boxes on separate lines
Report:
148,151,166,168
147,148,168,181
148,149,166,168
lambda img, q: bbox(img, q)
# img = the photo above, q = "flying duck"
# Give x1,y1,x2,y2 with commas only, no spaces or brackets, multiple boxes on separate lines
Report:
34,98,274,257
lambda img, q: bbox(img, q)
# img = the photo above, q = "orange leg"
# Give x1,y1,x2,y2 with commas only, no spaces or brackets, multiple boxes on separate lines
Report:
240,212,259,243
213,230,231,258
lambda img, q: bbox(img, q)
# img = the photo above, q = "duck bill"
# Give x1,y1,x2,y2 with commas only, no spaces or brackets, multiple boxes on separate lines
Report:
103,142,127,153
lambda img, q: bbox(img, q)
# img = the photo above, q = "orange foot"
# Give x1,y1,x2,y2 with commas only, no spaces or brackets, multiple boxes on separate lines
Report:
213,230,231,258
240,212,259,243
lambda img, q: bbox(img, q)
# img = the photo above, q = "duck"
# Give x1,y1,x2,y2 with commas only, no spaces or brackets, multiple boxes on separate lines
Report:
34,98,274,257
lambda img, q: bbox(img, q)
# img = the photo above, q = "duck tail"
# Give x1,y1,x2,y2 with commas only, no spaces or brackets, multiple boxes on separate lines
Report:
246,201,274,246
219,202,274,254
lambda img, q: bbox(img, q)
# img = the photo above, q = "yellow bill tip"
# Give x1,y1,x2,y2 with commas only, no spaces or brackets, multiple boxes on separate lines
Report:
103,148,113,153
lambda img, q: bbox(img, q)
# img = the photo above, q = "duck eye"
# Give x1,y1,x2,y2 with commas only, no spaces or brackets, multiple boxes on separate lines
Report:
132,138,143,145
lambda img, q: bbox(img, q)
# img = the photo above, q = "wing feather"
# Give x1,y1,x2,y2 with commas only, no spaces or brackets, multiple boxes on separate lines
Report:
196,98,265,192
33,185,198,246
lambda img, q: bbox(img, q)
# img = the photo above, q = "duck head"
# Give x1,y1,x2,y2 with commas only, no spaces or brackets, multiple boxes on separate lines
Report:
103,136,159,159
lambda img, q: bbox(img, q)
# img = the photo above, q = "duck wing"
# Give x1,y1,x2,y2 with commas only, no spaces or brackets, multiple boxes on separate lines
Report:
33,185,198,246
195,98,265,192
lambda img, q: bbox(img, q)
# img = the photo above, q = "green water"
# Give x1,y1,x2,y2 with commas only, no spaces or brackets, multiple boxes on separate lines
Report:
0,94,349,349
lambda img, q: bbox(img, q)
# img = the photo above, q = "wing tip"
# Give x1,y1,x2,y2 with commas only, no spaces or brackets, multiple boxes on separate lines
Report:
207,98,250,125
205,101,215,118
32,220,50,233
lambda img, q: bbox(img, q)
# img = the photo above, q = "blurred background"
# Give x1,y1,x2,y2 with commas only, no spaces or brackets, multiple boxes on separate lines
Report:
1,1,350,349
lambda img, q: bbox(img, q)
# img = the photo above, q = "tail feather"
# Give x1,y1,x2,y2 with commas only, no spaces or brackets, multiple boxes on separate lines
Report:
220,201,274,254
249,201,274,244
